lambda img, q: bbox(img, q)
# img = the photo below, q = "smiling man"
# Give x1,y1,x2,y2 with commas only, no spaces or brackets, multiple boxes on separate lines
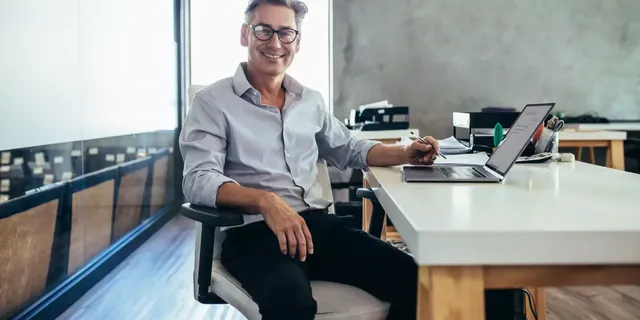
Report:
179,0,441,319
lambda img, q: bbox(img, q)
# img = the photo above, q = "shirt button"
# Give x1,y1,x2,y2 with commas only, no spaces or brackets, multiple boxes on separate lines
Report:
286,153,291,158
295,178,300,182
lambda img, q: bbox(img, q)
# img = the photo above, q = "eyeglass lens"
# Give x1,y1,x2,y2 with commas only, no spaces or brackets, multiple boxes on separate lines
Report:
253,25,297,43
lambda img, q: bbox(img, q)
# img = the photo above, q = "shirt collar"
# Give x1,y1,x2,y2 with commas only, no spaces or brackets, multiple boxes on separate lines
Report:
232,62,304,97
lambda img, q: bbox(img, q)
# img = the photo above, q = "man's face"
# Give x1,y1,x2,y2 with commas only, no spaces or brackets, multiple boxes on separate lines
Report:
241,4,300,76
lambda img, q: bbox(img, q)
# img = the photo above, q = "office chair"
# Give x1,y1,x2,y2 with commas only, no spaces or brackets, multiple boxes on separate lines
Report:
181,161,391,319
182,85,391,319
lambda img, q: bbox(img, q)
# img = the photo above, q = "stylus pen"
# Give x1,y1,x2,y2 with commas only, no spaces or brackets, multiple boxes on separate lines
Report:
410,132,447,159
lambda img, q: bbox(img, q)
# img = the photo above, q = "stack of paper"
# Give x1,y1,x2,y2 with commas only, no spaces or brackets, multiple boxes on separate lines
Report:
437,136,472,155
358,100,392,111
396,136,472,155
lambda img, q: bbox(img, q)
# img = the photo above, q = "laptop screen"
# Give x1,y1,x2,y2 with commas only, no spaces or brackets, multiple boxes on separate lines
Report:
485,103,555,177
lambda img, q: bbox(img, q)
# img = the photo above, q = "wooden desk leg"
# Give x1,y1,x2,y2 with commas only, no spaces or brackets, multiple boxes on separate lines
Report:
576,147,583,161
608,140,625,170
536,288,547,320
362,177,371,232
525,287,546,320
381,216,388,241
418,266,485,320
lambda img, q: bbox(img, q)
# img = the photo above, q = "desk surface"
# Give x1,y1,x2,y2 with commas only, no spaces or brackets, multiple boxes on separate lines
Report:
558,129,627,141
565,122,640,132
350,129,418,140
365,154,640,266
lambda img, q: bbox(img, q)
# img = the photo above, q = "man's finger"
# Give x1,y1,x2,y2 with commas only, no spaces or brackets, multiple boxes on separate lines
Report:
286,230,297,258
302,224,314,255
420,157,435,165
276,232,287,255
424,136,439,152
294,225,307,261
414,142,432,152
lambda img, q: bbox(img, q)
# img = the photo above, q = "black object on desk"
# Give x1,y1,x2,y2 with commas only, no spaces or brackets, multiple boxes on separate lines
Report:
561,113,609,124
346,106,410,131
453,111,520,149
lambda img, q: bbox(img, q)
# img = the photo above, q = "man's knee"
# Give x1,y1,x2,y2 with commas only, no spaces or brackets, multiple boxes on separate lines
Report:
256,277,317,320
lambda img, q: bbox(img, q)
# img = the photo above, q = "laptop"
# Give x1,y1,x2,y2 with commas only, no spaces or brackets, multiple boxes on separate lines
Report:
403,102,555,183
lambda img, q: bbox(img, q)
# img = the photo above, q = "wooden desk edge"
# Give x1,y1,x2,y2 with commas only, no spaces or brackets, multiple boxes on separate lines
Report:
559,139,625,170
418,264,640,320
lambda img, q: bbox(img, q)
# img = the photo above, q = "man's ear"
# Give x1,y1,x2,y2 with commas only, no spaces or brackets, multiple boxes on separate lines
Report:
240,24,249,47
295,33,301,53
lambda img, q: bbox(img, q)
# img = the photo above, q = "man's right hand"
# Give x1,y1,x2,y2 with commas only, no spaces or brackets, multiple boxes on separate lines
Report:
259,193,313,262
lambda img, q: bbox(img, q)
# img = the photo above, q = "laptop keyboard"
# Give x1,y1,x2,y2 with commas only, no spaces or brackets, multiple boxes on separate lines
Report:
439,167,487,179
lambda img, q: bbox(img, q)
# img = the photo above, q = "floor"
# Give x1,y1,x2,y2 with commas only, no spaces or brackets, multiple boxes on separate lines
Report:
59,214,640,320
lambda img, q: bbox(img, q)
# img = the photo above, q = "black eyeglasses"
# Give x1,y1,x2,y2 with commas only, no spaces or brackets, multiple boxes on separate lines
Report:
247,24,299,44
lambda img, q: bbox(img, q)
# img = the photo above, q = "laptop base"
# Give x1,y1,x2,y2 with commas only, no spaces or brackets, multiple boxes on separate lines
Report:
402,165,501,183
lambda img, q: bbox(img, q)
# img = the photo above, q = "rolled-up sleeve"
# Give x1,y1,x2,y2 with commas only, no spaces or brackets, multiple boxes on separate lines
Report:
314,94,381,171
179,93,236,207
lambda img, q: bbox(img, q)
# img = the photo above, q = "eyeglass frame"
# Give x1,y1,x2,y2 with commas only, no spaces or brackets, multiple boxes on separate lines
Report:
246,24,300,44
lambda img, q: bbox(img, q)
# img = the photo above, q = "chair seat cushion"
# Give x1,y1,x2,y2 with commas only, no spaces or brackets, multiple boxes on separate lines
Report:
210,261,390,320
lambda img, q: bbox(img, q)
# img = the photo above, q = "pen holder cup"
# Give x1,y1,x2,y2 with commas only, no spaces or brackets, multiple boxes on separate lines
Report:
534,128,558,154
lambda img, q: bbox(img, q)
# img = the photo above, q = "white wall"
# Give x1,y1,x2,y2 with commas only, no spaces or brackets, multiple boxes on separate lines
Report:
190,0,331,110
333,0,640,138
0,0,178,151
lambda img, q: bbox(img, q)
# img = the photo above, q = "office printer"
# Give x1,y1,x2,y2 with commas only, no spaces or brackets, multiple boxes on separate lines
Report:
345,106,410,131
452,111,519,149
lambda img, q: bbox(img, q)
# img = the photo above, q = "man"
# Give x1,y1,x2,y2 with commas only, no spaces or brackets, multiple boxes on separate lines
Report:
179,0,440,319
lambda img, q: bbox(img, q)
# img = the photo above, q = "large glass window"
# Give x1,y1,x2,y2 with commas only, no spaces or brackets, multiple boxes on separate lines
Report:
0,0,181,318
190,0,332,110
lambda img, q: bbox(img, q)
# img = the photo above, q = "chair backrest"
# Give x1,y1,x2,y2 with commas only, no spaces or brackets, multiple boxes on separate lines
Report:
0,182,66,319
315,160,334,214
188,85,206,108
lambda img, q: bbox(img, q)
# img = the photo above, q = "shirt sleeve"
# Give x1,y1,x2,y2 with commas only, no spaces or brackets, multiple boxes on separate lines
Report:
178,92,237,207
314,93,381,171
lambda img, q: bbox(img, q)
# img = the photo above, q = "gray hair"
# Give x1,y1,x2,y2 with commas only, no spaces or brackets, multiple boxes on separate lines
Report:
244,0,308,30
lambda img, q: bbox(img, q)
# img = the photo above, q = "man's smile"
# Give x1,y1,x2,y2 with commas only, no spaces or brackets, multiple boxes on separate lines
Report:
261,51,285,60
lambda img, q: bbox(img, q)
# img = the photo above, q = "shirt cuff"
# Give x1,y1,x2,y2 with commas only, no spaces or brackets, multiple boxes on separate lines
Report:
191,172,237,208
358,139,383,169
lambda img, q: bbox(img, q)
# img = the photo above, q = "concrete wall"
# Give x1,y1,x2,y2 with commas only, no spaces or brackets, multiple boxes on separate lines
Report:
333,0,640,138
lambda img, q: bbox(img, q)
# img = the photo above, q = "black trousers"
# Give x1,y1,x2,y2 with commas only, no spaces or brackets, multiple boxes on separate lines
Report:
221,210,417,320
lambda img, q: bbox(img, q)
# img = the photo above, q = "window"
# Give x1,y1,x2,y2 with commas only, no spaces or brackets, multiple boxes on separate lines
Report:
190,0,332,111
0,0,178,150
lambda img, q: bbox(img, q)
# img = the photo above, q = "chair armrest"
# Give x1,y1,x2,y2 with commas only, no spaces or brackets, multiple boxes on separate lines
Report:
181,203,245,227
355,188,385,238
182,203,244,304
356,188,379,202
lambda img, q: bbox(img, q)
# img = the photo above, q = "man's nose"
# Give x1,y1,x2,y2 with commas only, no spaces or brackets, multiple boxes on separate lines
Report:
268,33,281,48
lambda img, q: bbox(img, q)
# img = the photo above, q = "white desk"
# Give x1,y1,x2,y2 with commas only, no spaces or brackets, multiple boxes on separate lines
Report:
350,129,418,142
558,129,627,141
558,129,627,170
565,122,640,131
364,156,640,319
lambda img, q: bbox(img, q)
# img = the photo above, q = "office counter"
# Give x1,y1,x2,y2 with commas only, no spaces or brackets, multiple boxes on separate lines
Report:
558,129,627,170
565,122,640,132
363,155,640,319
349,129,419,144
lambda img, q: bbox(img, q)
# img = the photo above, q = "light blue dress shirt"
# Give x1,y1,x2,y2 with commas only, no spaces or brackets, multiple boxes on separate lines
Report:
179,63,380,226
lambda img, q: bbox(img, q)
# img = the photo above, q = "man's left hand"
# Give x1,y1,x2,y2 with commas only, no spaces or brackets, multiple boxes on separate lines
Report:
403,136,439,165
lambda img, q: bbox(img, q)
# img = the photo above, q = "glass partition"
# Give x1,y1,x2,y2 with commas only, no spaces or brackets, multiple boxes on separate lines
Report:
0,0,181,318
